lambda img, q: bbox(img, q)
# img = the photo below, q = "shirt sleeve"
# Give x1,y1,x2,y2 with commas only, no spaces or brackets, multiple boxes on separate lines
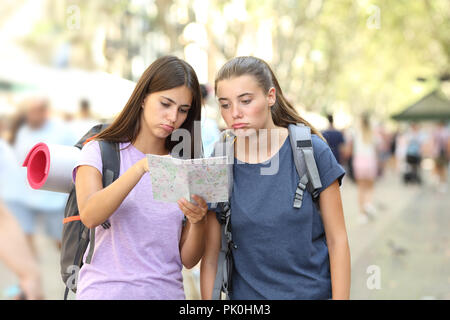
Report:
314,137,346,194
72,140,103,183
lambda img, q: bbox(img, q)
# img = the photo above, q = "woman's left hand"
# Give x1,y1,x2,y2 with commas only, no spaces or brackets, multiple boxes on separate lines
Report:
177,195,208,225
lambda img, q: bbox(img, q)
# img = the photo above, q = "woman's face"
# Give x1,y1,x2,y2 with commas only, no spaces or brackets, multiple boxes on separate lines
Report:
216,75,275,137
141,85,192,140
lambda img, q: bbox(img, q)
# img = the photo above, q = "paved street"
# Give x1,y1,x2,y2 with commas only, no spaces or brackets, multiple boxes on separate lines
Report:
0,167,449,300
346,172,450,299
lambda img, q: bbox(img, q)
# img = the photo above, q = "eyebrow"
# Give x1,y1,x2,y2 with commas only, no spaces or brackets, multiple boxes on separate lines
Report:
161,96,191,108
218,92,253,101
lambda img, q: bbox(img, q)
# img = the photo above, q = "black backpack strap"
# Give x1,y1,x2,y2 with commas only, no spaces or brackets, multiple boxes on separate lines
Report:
74,123,106,149
64,287,70,300
99,140,121,187
84,139,120,264
100,139,121,230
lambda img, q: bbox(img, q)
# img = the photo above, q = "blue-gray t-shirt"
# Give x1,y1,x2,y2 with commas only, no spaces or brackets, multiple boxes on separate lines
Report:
212,134,345,300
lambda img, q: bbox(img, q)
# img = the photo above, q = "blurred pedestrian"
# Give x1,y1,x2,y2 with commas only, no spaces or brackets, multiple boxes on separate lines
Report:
395,127,409,178
375,123,391,178
12,97,76,254
68,99,100,143
200,84,221,157
403,123,425,185
0,132,43,300
388,128,399,173
322,114,345,165
0,114,27,220
351,114,379,224
342,127,356,183
0,200,43,300
432,121,449,193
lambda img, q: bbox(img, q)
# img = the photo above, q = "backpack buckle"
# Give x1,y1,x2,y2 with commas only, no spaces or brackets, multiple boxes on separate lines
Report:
101,220,111,229
293,182,306,208
218,202,231,224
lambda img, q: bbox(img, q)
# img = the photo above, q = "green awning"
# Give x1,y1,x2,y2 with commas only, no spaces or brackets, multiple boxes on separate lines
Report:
392,89,450,121
0,80,38,93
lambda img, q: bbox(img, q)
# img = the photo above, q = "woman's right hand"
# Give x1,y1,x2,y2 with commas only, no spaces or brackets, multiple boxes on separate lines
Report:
138,157,149,174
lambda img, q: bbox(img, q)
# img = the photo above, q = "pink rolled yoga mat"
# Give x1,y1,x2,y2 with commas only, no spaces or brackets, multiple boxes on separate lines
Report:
22,143,80,193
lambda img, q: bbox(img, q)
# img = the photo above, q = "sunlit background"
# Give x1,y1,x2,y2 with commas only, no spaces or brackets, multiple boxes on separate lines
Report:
1,0,448,125
0,0,449,300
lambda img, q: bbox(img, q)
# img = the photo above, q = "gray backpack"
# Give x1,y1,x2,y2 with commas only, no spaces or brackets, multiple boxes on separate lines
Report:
209,123,322,300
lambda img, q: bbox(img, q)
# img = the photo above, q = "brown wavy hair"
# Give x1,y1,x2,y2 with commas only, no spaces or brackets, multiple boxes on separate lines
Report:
95,55,202,158
214,56,325,141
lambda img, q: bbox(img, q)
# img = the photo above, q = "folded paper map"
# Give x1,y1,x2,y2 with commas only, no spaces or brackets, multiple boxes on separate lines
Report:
146,154,229,203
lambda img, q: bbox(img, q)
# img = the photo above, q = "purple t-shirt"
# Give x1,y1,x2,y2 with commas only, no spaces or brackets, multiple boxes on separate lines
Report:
73,141,185,300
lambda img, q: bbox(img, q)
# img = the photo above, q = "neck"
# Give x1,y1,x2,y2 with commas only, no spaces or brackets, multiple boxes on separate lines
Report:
235,125,288,163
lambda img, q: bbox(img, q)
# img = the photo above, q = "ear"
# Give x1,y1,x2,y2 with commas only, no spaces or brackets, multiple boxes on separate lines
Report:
267,87,276,107
142,95,148,109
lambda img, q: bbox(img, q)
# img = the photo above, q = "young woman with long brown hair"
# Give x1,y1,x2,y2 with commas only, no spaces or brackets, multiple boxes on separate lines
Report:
73,56,208,299
201,56,351,300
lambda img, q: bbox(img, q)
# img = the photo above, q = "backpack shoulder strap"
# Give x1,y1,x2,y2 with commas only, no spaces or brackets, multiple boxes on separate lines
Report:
74,123,106,149
85,137,120,264
288,123,322,208
99,140,121,186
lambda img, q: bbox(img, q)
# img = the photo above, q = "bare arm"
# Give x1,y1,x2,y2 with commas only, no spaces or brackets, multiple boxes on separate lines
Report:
178,195,208,269
200,210,221,299
0,201,43,299
76,158,148,229
319,180,351,300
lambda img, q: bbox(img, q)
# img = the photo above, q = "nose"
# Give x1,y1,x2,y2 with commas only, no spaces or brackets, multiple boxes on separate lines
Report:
230,104,242,119
166,106,178,124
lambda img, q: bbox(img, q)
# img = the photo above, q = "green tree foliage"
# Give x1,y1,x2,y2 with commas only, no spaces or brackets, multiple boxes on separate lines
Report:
18,0,450,119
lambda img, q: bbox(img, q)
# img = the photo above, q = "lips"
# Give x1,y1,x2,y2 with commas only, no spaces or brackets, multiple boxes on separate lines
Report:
232,123,248,129
161,124,174,132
